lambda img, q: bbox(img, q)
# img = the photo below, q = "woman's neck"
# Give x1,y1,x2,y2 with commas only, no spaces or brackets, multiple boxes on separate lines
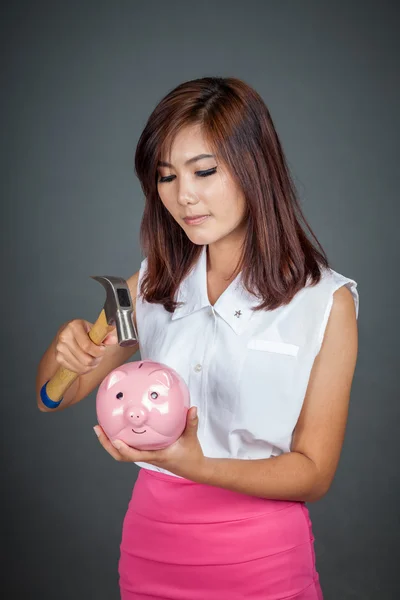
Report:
206,237,244,281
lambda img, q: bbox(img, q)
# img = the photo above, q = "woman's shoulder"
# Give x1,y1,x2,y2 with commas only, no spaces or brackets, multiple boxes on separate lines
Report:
319,266,359,319
297,265,359,322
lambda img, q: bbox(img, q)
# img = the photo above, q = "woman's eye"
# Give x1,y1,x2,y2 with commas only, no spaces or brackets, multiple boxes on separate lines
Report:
197,167,217,178
158,167,217,183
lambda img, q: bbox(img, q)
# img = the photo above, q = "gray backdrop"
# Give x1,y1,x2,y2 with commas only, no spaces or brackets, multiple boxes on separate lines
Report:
2,1,399,598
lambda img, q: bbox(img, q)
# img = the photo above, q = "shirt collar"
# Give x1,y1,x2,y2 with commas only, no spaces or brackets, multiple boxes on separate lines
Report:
171,245,261,334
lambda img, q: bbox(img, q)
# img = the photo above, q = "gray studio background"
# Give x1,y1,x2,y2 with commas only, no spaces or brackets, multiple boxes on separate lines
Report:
2,1,399,599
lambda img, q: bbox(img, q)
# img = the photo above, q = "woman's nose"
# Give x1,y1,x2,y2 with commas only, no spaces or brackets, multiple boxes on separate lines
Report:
177,184,199,206
178,195,198,207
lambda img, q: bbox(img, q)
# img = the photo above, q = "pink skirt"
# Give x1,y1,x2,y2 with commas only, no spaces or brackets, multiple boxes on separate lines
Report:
118,467,323,600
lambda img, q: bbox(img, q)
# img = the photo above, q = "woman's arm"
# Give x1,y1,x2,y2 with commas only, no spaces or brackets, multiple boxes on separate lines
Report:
197,285,359,502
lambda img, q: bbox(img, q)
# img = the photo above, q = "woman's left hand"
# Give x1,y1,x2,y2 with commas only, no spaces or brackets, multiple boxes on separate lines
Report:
93,406,207,481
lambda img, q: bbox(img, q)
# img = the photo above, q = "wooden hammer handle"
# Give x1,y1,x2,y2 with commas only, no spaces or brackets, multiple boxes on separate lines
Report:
44,309,115,402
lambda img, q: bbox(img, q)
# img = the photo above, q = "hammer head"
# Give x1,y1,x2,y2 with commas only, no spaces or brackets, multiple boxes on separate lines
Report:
90,275,138,347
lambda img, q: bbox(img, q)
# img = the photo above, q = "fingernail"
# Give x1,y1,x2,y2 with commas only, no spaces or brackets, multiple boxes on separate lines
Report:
93,426,100,437
190,407,197,420
112,440,122,450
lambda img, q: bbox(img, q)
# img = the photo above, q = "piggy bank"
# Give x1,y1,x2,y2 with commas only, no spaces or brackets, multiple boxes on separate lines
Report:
96,359,190,450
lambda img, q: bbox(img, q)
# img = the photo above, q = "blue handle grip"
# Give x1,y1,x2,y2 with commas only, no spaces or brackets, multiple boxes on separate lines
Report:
40,380,63,409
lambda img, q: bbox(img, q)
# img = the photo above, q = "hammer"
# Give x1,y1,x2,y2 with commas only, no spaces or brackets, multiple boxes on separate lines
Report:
40,275,138,405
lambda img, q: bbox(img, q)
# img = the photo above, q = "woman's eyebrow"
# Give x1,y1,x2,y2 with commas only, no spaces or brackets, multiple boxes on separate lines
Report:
157,154,216,168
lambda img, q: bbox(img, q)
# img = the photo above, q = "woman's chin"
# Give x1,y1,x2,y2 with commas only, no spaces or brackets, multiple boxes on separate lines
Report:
185,230,215,245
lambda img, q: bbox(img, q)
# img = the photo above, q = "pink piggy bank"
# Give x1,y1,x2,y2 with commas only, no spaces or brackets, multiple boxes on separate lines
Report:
96,359,190,450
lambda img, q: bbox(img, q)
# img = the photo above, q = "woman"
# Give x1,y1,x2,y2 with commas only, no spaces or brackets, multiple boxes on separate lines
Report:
36,77,359,599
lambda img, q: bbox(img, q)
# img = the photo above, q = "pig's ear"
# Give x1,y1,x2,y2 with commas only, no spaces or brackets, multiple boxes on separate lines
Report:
151,369,173,389
105,369,127,390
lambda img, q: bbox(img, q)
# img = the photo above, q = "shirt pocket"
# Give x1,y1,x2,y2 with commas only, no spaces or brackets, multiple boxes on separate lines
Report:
247,339,300,356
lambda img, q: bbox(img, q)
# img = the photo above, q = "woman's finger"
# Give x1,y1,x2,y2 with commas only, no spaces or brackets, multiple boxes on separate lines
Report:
111,438,164,465
93,426,126,461
111,439,144,462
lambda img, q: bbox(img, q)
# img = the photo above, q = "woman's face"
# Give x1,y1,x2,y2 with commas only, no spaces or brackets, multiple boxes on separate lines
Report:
156,124,247,247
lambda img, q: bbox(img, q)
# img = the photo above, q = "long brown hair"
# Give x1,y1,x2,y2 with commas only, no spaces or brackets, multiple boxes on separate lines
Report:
134,76,330,313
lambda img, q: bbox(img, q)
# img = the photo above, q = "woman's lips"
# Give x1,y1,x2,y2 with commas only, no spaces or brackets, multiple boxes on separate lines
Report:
183,215,210,225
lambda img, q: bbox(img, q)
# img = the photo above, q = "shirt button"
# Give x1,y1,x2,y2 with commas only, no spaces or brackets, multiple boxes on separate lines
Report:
194,364,202,372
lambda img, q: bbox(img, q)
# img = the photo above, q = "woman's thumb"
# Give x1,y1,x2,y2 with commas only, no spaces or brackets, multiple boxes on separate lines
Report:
102,329,118,345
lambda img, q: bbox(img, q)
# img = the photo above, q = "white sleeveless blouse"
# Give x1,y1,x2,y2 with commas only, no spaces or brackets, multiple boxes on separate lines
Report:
134,245,359,477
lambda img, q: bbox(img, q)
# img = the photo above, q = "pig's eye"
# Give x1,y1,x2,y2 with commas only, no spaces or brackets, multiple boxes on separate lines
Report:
150,391,158,400
116,392,123,399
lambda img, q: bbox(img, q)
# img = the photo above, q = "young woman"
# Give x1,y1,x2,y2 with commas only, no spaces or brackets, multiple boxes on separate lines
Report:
36,77,359,599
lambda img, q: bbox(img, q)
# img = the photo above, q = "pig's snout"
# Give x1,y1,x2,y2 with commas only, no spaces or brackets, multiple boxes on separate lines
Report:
125,404,148,427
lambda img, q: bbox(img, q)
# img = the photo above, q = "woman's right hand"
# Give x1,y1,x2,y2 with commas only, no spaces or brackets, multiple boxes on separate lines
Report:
55,319,118,375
